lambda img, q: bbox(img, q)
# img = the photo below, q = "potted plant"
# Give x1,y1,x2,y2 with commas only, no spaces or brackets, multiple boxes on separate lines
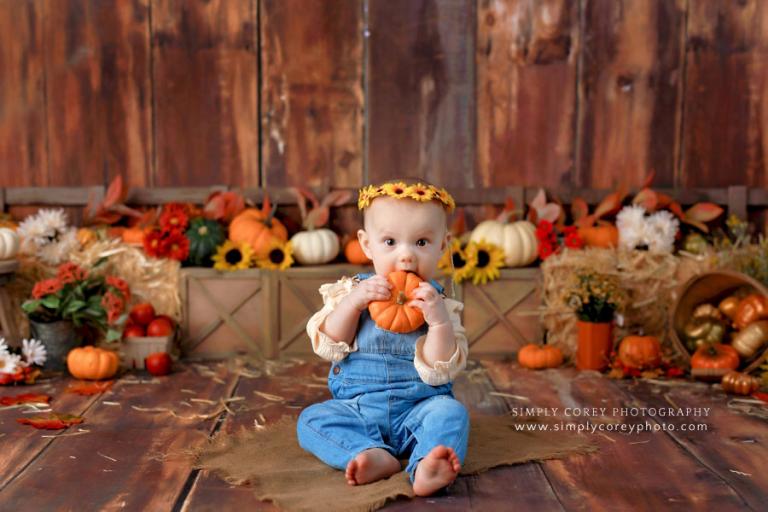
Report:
21,262,130,370
563,269,627,371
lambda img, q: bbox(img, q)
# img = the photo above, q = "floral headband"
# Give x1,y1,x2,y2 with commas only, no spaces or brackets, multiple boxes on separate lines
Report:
357,182,456,213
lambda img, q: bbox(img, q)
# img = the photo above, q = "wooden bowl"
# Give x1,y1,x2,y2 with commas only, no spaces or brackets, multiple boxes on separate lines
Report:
670,270,768,372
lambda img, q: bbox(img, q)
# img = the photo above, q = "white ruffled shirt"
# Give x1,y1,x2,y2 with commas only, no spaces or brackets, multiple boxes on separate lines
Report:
306,276,469,386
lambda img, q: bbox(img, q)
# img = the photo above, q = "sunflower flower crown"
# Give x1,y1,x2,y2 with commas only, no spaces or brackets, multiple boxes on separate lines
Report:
357,182,456,213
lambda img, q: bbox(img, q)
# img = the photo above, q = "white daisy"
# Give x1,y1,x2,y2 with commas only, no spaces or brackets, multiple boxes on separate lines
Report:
17,208,72,255
616,205,647,251
0,351,21,374
22,338,47,367
0,337,9,355
38,228,79,265
645,210,679,253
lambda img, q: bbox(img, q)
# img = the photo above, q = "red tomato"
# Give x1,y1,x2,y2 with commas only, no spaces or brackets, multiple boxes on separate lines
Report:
129,303,156,326
144,352,172,376
146,317,174,337
154,314,175,328
123,324,146,338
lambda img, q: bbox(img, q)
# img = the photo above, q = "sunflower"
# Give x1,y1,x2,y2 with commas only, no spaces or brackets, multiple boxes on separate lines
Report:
213,241,253,271
439,239,476,283
406,183,435,202
382,182,410,200
466,241,505,285
256,239,294,271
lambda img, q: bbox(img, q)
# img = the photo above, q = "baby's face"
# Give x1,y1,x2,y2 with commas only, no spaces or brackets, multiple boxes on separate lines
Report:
358,197,449,280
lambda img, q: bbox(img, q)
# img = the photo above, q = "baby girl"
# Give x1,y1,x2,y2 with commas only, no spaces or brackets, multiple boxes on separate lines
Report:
297,181,470,496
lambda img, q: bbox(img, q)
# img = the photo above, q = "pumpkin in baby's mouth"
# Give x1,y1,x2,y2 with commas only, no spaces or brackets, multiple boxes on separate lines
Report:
368,271,425,333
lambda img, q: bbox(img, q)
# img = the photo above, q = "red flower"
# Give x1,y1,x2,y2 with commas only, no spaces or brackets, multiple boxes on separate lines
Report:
535,220,555,239
56,263,88,284
101,291,125,324
165,230,190,261
106,276,130,302
32,278,63,299
539,243,556,260
143,229,168,258
160,203,190,232
563,227,584,249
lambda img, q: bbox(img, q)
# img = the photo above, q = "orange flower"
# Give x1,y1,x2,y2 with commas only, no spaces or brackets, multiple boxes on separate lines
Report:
56,263,88,284
32,278,63,299
106,276,130,302
159,203,190,232
165,230,190,261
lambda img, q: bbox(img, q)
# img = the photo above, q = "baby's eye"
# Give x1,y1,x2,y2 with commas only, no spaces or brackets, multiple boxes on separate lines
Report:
384,238,395,246
416,239,429,247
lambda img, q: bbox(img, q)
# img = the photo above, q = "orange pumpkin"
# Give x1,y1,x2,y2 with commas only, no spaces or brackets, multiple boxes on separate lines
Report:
618,335,661,369
368,271,425,333
229,208,288,258
67,347,119,380
517,344,563,370
122,226,149,245
733,294,768,329
690,343,740,372
344,239,371,265
578,225,619,248
721,371,760,395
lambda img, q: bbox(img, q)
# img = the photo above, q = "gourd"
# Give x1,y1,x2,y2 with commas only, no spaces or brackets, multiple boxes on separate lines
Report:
469,220,537,267
229,194,288,259
718,296,740,321
517,344,563,370
731,320,768,358
578,225,619,248
67,347,119,380
291,229,339,265
0,228,20,260
368,271,425,333
733,294,768,329
618,335,661,369
289,188,352,265
721,371,761,395
344,239,371,265
185,218,225,267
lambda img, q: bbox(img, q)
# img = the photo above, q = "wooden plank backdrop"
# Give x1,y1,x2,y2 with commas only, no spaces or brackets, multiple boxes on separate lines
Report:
1,0,768,192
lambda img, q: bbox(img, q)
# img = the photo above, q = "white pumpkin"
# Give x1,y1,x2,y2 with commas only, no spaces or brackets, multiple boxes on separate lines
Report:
0,228,20,260
290,229,340,265
469,220,538,267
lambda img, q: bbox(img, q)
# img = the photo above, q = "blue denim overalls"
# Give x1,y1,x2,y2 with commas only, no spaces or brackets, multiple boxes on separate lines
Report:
297,273,470,482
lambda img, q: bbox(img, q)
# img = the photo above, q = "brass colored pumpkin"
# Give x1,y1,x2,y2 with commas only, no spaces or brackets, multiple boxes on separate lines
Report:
683,317,725,351
692,304,722,320
721,371,760,396
734,294,768,329
718,296,740,321
731,320,768,358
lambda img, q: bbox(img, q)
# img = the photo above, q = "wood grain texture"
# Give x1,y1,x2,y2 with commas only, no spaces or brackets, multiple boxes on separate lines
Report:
680,0,768,188
578,0,686,189
260,0,363,188
0,0,48,186
43,0,152,186
152,0,258,187
477,0,578,189
367,0,475,188
483,362,751,510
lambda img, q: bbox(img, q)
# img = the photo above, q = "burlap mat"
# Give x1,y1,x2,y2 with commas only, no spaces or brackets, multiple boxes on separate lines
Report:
194,414,597,511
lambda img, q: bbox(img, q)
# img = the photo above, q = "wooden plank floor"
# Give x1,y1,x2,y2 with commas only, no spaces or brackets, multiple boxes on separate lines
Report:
1,359,766,511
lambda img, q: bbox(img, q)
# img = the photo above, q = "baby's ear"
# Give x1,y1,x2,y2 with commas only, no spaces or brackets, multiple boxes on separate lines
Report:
357,229,373,259
441,231,452,252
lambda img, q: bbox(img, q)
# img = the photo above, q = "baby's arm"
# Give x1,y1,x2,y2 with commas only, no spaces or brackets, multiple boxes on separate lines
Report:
321,274,392,344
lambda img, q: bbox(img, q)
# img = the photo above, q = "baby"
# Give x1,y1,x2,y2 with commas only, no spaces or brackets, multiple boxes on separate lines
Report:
297,181,469,497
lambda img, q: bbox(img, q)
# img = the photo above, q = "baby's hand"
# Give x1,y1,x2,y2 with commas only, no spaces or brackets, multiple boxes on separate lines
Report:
344,275,392,311
408,282,451,327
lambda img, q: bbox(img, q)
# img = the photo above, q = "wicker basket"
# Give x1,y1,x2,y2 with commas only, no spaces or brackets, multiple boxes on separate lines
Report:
670,270,768,376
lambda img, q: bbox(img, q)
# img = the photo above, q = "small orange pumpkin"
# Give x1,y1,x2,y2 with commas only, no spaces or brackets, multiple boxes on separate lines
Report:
344,239,371,265
721,371,761,396
229,208,288,259
578,225,619,248
368,271,425,333
67,346,119,380
618,335,661,369
690,343,740,371
733,294,768,329
517,344,563,370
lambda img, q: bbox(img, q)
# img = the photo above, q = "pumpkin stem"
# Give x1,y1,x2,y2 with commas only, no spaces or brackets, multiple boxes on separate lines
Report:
397,291,406,305
264,203,278,228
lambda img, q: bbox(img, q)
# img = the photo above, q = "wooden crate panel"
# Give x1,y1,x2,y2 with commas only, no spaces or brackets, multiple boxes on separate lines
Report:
462,268,542,357
181,269,264,357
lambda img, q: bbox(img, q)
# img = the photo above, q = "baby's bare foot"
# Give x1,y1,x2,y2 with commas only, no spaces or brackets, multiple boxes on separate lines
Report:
345,448,401,485
412,445,461,496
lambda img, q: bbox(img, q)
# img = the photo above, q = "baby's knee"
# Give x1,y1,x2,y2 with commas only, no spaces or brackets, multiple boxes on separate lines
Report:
425,398,469,428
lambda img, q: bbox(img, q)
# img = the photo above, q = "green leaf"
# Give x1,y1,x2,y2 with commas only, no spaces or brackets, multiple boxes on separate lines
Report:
41,296,60,309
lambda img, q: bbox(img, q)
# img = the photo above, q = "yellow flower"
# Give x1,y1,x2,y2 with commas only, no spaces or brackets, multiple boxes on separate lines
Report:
435,187,456,212
213,241,253,271
406,183,436,202
439,240,476,284
382,182,409,199
466,241,505,285
255,239,294,271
